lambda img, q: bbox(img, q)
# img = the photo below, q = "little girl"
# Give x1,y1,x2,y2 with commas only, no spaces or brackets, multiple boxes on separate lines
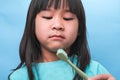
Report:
9,0,115,80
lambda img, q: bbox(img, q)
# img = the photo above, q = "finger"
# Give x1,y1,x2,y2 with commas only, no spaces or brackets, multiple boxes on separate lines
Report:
90,74,115,80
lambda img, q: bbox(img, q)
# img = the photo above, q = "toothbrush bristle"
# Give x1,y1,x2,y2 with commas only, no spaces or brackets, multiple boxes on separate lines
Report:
57,49,68,61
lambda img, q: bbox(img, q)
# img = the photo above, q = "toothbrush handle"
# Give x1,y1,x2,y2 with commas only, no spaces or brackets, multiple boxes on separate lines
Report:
67,60,88,80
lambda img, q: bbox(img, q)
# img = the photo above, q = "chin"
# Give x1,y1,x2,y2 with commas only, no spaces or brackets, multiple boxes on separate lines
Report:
51,46,67,52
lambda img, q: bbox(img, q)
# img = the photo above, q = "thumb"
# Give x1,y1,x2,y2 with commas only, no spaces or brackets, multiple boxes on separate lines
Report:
87,78,92,80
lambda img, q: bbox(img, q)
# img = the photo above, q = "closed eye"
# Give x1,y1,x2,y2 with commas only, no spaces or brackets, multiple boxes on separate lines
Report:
63,18,74,21
42,16,52,19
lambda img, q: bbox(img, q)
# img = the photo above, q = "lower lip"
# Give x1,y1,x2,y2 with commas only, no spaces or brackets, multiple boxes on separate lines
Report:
50,36,64,40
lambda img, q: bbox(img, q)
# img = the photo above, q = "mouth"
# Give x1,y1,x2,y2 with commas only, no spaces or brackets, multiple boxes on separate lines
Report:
49,35,65,40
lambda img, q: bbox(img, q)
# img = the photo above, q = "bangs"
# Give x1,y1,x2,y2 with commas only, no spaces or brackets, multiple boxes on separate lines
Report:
47,0,68,9
35,0,80,14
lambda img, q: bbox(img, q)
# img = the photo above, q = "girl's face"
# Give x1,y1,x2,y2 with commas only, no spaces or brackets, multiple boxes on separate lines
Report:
35,6,79,53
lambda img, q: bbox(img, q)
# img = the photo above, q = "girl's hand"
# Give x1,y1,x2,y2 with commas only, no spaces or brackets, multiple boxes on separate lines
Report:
88,74,115,80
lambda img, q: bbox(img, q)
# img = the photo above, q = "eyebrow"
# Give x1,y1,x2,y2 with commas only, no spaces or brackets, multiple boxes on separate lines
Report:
64,9,71,12
42,8,51,11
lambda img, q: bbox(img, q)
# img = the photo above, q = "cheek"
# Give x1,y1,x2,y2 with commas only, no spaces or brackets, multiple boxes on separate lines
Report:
68,29,78,40
67,21,79,36
35,20,47,42
66,23,79,43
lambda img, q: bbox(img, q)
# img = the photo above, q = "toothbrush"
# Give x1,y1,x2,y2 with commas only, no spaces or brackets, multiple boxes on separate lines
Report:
56,49,89,80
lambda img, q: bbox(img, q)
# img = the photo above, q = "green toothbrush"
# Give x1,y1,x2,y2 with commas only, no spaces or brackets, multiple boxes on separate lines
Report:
56,49,89,80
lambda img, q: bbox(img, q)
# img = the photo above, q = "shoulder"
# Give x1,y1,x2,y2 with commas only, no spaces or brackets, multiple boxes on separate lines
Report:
85,60,109,77
9,66,29,80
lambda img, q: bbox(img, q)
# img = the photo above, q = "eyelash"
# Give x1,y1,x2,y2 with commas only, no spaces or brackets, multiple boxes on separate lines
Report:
63,18,74,21
42,16,52,19
42,16,74,21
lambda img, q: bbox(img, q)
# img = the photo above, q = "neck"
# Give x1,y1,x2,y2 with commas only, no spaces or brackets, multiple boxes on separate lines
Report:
38,48,59,62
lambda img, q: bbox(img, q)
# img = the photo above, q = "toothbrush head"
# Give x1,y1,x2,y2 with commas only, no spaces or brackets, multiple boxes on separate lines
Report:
57,49,89,80
56,49,68,61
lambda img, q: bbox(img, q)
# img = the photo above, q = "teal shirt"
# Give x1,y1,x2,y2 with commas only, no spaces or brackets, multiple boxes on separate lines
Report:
10,58,109,80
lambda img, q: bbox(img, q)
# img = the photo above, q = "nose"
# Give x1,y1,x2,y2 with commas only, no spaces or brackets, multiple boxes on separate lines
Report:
51,18,64,31
52,25,64,31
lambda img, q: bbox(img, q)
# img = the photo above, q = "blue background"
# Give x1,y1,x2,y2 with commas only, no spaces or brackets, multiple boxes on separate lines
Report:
0,0,120,80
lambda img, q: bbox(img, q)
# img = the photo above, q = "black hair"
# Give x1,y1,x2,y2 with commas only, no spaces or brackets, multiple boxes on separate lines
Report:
9,0,90,80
